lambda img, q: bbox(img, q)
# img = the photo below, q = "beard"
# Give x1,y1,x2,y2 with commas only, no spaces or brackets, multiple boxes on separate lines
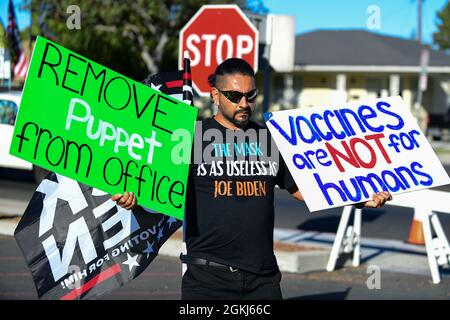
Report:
227,107,253,128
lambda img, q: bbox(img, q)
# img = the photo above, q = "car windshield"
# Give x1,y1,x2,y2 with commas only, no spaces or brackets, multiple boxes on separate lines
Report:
0,99,18,125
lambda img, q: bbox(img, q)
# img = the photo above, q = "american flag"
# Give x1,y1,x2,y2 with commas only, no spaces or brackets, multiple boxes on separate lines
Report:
7,0,28,79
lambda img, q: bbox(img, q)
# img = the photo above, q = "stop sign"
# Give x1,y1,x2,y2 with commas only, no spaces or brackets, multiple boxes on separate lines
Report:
179,5,259,97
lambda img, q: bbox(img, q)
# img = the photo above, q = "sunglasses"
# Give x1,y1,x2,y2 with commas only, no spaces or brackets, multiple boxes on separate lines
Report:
216,88,258,104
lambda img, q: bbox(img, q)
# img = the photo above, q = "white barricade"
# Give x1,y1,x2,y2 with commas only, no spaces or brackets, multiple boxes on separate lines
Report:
327,189,450,284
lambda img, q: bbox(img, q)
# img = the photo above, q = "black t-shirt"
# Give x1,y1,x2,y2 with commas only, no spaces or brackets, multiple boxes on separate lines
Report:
185,117,296,275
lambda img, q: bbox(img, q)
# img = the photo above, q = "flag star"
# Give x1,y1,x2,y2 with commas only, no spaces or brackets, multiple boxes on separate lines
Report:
157,227,164,242
143,241,155,258
122,253,140,272
150,83,162,91
166,217,177,229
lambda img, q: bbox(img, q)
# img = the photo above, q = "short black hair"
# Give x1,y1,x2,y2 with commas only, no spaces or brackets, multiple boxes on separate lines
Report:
208,58,255,88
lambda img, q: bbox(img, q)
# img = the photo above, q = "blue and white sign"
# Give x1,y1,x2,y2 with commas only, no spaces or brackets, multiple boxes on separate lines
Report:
265,96,450,212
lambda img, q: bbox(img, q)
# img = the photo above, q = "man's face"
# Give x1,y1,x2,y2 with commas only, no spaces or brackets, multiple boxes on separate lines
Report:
211,73,256,129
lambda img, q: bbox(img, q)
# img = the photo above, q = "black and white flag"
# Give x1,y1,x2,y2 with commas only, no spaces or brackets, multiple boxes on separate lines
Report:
14,172,182,299
143,52,194,107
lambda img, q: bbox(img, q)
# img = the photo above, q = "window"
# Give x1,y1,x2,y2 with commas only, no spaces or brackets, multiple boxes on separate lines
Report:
0,99,18,125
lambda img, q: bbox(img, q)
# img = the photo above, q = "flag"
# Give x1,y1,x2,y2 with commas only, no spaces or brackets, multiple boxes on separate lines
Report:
7,0,28,79
182,51,194,106
14,172,182,300
14,49,28,78
7,0,21,57
142,53,194,107
143,70,184,101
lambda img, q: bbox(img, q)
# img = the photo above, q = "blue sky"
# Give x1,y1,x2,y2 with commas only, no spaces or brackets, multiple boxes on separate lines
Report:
264,0,448,45
0,0,448,45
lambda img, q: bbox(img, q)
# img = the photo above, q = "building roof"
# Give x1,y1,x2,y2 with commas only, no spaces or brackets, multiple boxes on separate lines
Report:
294,30,450,72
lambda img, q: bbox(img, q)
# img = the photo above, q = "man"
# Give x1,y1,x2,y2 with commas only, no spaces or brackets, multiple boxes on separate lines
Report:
113,58,392,300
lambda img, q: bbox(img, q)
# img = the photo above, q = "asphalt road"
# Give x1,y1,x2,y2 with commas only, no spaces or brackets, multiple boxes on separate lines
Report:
273,186,450,241
1,234,449,300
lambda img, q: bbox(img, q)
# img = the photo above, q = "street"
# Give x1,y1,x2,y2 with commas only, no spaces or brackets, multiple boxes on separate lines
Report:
1,234,449,300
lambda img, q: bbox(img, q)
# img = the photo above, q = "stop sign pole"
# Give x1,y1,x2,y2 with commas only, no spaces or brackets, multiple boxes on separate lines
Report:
179,5,259,97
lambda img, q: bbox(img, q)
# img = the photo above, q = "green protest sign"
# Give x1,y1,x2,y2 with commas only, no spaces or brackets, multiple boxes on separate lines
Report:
10,36,198,219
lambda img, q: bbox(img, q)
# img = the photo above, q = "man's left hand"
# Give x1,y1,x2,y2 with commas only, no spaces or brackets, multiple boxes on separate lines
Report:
111,191,136,210
357,192,392,209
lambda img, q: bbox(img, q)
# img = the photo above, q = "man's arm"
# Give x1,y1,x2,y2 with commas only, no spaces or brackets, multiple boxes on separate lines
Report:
288,186,304,201
287,186,392,208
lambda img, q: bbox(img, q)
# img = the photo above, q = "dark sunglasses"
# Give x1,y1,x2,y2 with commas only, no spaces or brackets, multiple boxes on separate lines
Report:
216,88,258,104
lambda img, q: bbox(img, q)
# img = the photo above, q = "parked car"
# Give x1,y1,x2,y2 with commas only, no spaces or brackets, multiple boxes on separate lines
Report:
0,91,48,183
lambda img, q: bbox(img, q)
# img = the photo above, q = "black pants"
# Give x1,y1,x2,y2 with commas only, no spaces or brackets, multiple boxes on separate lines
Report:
182,263,283,300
